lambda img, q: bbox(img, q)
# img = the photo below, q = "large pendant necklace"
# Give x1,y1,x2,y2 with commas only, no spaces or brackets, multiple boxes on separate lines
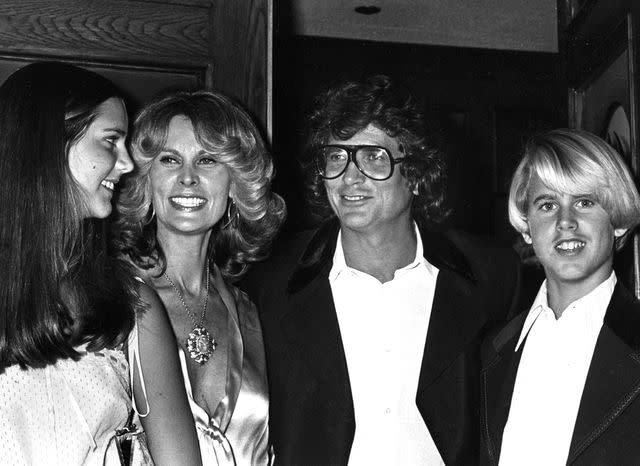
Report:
163,261,217,364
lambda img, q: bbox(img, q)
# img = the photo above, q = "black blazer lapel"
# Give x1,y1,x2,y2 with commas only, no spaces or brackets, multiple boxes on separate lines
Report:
568,283,640,463
281,220,356,459
415,229,504,464
283,219,345,387
281,269,353,397
418,267,483,391
480,312,527,465
417,229,480,391
289,222,483,397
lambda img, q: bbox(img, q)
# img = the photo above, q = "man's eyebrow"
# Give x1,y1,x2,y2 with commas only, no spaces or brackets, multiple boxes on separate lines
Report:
532,194,557,204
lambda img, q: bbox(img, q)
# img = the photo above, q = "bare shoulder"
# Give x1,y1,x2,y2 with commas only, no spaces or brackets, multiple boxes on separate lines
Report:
122,260,162,311
136,281,162,308
132,280,172,334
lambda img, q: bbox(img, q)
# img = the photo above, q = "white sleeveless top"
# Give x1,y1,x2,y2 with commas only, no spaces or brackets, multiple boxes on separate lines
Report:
0,324,149,466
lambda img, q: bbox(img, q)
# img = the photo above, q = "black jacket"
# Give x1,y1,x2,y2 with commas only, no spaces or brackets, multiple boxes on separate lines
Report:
481,281,640,465
244,219,521,465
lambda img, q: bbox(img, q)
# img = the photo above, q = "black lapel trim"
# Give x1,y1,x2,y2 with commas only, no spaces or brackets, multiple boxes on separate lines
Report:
567,282,640,462
483,284,640,464
480,311,528,465
568,346,640,462
287,219,476,294
483,311,529,363
603,282,640,351
287,219,340,295
419,227,476,284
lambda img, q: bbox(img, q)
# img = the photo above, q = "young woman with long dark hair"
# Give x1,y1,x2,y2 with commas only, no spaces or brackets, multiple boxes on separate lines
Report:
0,62,201,465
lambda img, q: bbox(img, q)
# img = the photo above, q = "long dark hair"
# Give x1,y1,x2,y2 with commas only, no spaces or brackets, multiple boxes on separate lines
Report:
0,62,136,370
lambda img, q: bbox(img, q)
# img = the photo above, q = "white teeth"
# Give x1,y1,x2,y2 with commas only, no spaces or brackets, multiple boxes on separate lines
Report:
343,195,365,201
171,197,206,207
556,241,585,251
101,180,115,191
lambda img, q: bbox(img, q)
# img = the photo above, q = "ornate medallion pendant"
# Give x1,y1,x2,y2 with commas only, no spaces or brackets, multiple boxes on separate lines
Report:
186,325,217,364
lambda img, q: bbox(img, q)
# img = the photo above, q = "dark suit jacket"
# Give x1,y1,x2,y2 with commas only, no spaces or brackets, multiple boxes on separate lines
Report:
243,219,521,466
480,282,640,465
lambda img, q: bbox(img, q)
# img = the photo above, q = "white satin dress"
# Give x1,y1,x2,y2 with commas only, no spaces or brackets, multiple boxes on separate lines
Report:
179,285,272,466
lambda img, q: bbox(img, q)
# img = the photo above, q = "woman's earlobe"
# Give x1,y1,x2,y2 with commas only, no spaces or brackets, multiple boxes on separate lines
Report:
522,232,532,244
229,180,237,200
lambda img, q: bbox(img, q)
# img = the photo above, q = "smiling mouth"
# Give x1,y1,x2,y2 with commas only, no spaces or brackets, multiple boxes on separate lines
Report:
101,180,115,191
342,195,367,201
170,196,207,210
555,240,585,253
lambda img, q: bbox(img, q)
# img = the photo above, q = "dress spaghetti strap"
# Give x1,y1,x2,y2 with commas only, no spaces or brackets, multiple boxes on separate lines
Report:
129,277,151,417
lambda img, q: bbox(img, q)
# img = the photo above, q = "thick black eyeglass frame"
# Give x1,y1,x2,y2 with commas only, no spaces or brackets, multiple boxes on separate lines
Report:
315,144,405,181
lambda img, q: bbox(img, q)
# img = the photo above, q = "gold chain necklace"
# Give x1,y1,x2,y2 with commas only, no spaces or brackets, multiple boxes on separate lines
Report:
163,261,217,364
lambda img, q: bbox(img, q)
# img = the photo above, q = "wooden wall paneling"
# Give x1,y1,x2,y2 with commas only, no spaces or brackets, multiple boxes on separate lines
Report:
133,0,212,7
210,0,272,136
0,0,272,149
0,0,210,67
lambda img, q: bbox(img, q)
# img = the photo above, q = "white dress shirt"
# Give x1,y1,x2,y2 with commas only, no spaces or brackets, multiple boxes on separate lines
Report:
499,272,616,466
329,225,444,466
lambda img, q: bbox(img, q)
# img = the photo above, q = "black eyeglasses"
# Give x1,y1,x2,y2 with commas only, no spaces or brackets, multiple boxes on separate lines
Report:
315,144,405,181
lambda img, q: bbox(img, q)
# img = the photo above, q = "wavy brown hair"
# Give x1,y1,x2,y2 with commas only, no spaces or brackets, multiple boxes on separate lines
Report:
114,90,286,281
303,74,448,229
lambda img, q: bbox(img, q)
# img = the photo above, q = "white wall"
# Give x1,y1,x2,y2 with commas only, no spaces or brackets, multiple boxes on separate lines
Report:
290,0,557,53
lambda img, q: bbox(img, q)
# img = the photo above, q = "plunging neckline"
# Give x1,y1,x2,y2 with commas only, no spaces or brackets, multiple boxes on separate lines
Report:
178,282,244,433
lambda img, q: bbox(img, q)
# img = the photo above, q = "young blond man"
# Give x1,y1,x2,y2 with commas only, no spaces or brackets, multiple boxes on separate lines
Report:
481,129,640,465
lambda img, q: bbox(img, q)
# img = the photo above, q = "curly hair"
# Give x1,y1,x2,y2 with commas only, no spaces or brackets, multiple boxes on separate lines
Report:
303,74,448,228
114,90,286,281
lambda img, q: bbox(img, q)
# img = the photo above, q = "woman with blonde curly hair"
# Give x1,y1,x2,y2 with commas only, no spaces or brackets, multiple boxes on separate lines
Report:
114,90,285,465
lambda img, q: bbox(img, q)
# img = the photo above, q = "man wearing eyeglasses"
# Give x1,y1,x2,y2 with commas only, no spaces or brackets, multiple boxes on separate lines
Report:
244,75,521,465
